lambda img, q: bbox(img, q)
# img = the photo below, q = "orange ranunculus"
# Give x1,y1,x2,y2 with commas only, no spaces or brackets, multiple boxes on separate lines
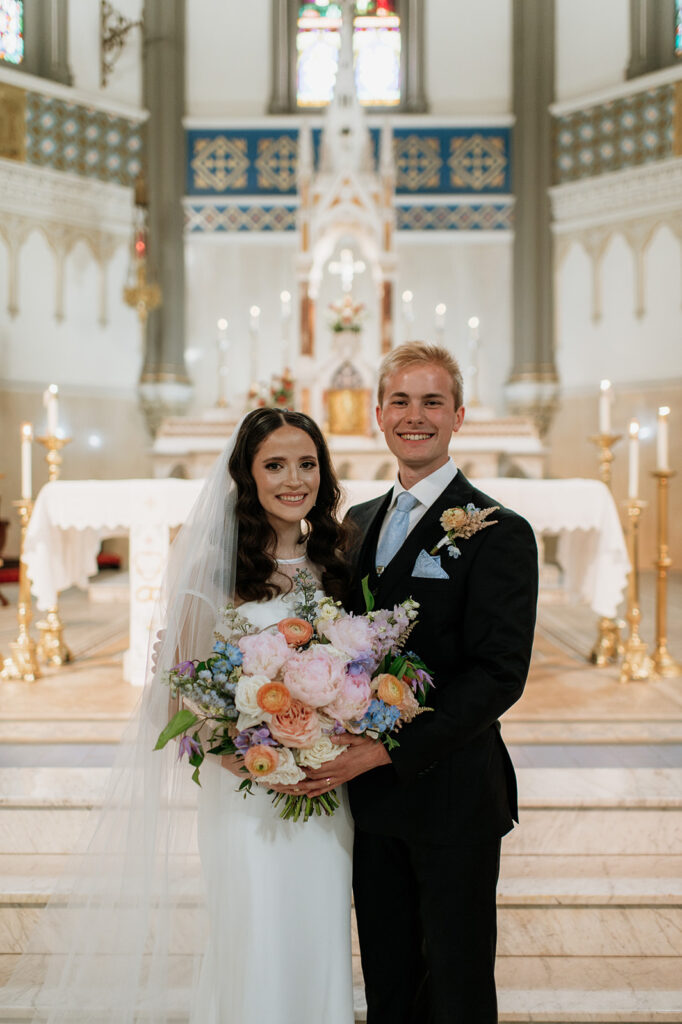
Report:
244,744,279,776
257,681,292,715
375,673,404,706
277,617,314,647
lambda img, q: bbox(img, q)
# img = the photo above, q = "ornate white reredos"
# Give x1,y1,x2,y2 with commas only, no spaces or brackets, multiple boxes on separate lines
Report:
0,158,132,324
297,0,396,298
550,157,682,322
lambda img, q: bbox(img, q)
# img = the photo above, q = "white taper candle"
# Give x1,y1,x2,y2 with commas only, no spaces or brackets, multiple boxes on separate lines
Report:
628,419,639,499
599,379,611,435
657,407,670,471
21,422,33,500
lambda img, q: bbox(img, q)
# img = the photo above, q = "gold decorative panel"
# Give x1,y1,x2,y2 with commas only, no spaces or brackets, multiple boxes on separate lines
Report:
0,83,26,162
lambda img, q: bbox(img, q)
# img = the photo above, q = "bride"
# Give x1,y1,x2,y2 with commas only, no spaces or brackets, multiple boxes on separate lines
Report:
11,408,356,1023
189,408,356,1022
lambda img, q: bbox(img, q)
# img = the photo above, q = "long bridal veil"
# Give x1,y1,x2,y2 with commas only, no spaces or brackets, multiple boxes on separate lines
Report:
9,426,242,1022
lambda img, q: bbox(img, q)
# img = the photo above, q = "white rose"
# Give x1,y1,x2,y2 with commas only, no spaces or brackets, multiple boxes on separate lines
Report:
235,674,270,730
258,746,306,787
298,735,347,770
314,600,343,628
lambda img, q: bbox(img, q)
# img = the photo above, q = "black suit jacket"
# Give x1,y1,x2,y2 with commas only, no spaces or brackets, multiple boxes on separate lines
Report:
345,471,539,846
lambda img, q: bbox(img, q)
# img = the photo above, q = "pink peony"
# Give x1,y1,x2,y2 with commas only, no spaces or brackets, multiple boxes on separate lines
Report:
270,699,322,749
325,669,373,722
319,615,375,660
238,630,290,679
282,646,346,708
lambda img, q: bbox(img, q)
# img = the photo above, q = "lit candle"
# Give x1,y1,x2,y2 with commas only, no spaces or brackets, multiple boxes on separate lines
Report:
468,315,480,342
402,290,414,322
280,290,292,320
628,419,639,499
249,305,261,383
435,303,446,330
657,406,670,472
599,380,612,435
43,383,59,436
21,422,33,500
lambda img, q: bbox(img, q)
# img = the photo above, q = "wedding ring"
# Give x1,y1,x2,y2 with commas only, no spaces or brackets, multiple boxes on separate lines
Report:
325,777,332,785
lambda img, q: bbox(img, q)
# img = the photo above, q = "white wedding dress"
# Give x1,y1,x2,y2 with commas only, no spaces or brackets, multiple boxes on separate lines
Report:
189,590,356,1024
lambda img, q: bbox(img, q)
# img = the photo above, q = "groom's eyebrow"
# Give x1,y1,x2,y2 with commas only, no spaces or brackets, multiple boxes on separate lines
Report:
389,390,446,399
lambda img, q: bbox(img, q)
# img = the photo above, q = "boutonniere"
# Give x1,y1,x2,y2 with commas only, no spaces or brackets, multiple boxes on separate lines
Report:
430,503,500,559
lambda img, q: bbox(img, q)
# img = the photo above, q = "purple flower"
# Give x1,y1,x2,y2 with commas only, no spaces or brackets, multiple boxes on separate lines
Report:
412,668,433,695
177,735,201,761
174,660,196,678
347,656,374,676
234,725,277,753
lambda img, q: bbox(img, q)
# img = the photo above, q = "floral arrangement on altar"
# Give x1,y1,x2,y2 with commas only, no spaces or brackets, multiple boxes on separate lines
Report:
328,296,365,334
155,572,433,822
269,367,295,408
246,368,296,412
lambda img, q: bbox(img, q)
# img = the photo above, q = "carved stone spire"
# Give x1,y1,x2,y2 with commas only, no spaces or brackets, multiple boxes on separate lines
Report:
319,0,373,175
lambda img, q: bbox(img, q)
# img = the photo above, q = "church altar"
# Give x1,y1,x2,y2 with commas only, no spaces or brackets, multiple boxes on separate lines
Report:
23,477,629,686
151,415,546,481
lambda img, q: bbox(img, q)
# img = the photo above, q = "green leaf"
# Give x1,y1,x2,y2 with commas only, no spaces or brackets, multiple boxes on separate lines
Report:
361,575,375,612
154,709,198,750
207,737,236,756
189,749,204,770
387,655,407,679
191,766,202,786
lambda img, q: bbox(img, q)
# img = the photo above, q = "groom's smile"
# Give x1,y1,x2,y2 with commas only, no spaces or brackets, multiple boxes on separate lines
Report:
377,362,465,486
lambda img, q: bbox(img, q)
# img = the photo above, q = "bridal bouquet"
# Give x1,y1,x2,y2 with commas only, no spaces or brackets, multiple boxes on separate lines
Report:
155,572,433,821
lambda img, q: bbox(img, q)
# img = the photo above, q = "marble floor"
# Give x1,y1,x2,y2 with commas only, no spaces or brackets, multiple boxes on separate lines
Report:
1,574,681,1022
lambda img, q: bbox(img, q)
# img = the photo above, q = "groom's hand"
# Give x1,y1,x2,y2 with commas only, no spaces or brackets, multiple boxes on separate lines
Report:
300,733,391,796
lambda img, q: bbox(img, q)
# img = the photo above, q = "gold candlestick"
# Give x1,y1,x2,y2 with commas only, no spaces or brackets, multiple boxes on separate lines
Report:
620,498,652,683
588,432,622,487
34,435,73,665
588,432,625,666
651,470,681,677
35,434,72,482
1,499,41,682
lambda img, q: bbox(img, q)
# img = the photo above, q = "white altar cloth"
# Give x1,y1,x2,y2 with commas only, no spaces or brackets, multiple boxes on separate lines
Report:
24,477,629,685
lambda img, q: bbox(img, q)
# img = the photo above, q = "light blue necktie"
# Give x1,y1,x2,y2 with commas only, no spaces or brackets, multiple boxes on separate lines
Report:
375,491,419,572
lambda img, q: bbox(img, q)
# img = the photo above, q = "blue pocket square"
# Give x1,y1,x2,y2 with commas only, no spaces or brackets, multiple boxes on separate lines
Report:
411,549,450,579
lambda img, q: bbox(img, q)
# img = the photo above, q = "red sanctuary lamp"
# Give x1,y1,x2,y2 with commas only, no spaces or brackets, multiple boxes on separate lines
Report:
123,176,162,325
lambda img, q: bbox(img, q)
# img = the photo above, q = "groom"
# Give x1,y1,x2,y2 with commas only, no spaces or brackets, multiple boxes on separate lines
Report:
305,342,539,1023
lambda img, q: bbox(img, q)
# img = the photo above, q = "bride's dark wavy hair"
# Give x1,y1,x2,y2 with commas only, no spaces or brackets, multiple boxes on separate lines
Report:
228,408,355,603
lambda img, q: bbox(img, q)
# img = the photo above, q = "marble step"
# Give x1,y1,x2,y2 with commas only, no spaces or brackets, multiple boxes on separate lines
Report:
502,720,682,744
4,886,681,960
3,767,682,809
2,979,681,1023
4,803,681,856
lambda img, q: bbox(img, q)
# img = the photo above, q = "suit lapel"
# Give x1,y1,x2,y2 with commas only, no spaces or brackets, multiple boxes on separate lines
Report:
374,471,478,602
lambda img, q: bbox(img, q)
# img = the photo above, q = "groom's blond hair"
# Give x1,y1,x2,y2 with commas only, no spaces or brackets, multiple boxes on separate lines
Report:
377,342,464,409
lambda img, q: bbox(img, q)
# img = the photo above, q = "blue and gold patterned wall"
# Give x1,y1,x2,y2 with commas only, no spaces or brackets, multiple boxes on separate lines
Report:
553,82,678,184
12,88,144,187
185,124,513,233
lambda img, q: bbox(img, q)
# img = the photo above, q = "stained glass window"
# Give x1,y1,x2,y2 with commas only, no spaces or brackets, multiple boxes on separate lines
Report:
676,0,682,57
297,1,401,108
0,0,23,65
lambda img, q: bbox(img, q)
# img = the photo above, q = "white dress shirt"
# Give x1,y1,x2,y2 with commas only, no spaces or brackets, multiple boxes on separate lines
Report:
376,458,459,550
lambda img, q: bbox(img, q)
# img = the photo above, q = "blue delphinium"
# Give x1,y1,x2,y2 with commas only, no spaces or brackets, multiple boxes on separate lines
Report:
355,699,401,734
212,640,243,670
